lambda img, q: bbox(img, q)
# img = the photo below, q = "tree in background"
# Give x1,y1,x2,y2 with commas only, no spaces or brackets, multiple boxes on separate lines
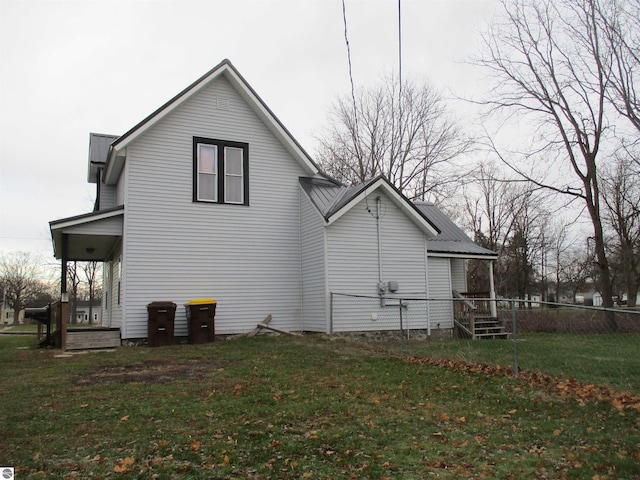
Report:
463,162,550,302
473,0,640,310
0,252,52,325
67,262,82,324
316,75,471,201
600,0,640,133
601,153,640,306
81,261,101,324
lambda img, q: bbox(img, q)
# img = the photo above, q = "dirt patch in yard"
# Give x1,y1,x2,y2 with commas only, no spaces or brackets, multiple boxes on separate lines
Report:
74,358,233,386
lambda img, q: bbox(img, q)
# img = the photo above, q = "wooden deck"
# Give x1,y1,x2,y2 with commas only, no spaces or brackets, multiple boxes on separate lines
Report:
66,328,121,350
38,301,121,350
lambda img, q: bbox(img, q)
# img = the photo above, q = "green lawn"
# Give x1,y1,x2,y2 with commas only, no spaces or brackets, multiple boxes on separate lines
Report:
0,335,638,479
398,333,640,395
1,323,39,332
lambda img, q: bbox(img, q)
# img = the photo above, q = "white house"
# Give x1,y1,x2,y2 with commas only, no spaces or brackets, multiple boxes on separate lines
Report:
49,60,497,341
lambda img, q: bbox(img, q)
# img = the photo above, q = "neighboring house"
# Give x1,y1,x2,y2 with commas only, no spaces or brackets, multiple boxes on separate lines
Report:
49,59,497,341
576,286,604,306
73,300,102,324
2,306,24,326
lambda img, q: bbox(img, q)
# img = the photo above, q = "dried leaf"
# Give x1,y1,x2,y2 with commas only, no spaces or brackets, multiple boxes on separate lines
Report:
114,457,135,473
190,440,201,452
120,415,129,422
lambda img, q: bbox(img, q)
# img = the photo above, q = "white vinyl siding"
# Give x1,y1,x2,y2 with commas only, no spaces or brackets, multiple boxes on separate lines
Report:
116,163,127,206
99,183,117,210
450,258,467,292
61,215,123,236
326,193,428,332
427,257,454,329
120,75,306,338
103,244,123,330
299,187,327,332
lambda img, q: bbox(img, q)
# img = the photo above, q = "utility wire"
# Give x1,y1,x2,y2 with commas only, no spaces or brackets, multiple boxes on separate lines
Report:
341,0,362,168
397,0,403,186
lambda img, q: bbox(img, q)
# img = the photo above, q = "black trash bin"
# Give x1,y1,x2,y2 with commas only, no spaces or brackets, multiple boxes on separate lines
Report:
147,301,177,347
184,299,216,344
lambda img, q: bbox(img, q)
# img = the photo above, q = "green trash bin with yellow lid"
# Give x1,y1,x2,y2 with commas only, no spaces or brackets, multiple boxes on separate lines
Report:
185,298,217,344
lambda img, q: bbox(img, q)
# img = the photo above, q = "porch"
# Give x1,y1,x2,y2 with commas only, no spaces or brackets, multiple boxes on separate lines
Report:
49,206,124,350
36,301,121,350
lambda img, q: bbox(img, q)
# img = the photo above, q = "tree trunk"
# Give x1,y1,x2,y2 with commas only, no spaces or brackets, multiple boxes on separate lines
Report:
627,281,638,309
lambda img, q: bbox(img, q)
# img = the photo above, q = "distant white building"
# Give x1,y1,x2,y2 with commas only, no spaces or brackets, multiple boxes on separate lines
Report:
73,301,102,324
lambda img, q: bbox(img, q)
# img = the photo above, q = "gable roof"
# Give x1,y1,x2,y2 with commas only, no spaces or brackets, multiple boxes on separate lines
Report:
300,177,497,259
300,176,441,237
414,202,498,259
103,59,320,184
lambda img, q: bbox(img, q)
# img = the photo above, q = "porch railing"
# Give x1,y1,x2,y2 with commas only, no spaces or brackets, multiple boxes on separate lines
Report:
452,290,476,339
46,300,67,350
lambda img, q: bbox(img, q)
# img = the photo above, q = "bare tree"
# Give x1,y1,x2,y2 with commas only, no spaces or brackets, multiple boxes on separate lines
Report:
462,162,552,300
598,0,640,133
600,153,640,306
80,261,101,324
557,245,592,304
0,252,50,325
474,0,625,309
67,262,81,324
316,74,472,201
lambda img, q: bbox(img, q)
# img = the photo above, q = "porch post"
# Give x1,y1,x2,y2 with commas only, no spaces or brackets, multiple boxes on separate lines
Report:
488,260,497,318
61,233,68,296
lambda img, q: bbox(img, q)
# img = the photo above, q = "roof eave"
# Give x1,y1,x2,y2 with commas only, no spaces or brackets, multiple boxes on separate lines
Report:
427,251,499,260
325,177,441,236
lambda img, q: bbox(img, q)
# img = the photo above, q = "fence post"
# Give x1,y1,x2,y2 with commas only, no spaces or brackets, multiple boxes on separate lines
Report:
511,299,518,377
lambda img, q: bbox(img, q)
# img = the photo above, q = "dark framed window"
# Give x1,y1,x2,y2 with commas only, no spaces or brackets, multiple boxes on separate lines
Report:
193,137,249,205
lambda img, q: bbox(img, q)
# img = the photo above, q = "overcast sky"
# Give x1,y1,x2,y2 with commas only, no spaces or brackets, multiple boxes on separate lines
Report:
0,0,499,260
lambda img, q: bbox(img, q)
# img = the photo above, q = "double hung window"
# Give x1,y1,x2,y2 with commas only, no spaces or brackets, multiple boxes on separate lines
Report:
194,137,249,205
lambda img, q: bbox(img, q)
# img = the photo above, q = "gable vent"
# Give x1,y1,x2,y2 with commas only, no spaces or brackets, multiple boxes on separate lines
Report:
217,98,230,110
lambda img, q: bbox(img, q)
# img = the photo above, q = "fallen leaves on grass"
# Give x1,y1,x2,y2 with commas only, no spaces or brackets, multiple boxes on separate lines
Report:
403,356,640,411
114,457,135,473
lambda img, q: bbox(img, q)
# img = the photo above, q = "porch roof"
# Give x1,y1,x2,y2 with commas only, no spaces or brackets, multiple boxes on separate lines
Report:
414,202,498,259
49,206,124,261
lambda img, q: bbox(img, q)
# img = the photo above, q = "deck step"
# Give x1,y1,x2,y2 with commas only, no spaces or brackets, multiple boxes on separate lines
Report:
474,332,510,339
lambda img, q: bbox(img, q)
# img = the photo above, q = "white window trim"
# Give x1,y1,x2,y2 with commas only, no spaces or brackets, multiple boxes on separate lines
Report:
197,144,218,202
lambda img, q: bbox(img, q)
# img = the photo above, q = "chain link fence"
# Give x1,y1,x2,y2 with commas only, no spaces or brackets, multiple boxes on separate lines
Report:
329,292,640,394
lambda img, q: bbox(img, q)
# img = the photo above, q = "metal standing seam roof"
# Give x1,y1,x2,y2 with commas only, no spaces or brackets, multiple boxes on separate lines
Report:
414,202,498,258
88,133,119,182
300,178,497,258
